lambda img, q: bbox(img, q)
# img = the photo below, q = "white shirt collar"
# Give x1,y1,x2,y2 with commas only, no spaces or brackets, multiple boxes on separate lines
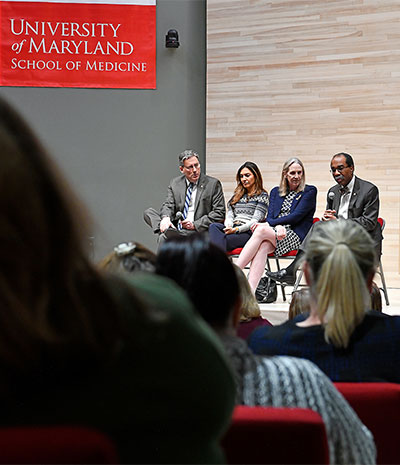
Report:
344,175,355,194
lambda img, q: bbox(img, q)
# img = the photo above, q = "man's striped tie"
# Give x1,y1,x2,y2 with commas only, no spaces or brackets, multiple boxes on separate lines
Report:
178,183,194,231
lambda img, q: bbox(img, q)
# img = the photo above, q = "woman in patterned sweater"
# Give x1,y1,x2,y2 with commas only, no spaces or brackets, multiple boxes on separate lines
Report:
236,158,317,290
156,235,376,465
209,161,269,255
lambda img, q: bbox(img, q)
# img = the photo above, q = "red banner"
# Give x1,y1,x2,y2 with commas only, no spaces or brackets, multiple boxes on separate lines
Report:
0,0,156,88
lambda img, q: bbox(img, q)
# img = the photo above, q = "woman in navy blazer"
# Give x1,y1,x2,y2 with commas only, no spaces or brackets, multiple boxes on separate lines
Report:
236,158,317,291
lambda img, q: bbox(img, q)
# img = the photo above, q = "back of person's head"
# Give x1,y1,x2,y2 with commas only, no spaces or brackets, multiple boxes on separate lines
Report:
99,241,156,274
156,234,240,329
233,265,261,322
370,281,382,312
0,98,87,270
288,289,310,320
0,97,127,371
305,220,376,348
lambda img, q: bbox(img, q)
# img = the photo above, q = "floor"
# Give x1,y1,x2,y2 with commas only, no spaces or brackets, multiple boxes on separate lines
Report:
260,284,400,326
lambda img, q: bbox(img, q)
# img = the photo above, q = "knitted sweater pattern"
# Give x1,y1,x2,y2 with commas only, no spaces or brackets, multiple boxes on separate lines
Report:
226,192,269,233
221,335,376,465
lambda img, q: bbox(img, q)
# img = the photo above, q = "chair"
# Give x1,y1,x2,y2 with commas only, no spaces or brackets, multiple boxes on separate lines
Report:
227,248,247,263
292,217,389,303
227,247,288,301
0,426,119,464
334,382,400,465
291,259,305,294
228,218,319,302
266,249,297,301
377,217,389,305
268,218,320,300
221,405,329,464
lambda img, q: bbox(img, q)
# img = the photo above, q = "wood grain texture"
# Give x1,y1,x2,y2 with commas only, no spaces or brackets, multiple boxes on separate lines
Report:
207,0,400,286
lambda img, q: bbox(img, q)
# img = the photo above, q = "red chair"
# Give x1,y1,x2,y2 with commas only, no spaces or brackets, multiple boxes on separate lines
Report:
0,426,119,464
227,248,247,260
334,382,400,465
221,406,329,464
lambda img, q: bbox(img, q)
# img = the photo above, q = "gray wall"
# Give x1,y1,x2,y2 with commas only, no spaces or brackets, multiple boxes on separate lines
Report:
0,0,206,259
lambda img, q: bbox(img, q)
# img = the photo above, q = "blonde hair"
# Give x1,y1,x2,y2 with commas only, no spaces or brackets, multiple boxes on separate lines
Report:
233,265,261,322
279,158,306,196
305,220,376,348
288,289,310,320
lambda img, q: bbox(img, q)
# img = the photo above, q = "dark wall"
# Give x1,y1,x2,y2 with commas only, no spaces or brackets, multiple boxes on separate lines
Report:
0,0,206,258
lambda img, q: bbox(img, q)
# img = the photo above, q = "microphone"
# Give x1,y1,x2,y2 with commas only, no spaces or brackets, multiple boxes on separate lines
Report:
172,211,183,228
327,191,335,208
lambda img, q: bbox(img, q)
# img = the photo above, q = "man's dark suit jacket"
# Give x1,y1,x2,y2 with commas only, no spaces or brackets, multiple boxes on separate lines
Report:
326,176,383,256
160,173,225,232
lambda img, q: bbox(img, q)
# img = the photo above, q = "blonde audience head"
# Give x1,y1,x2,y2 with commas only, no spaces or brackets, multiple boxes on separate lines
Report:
305,220,377,348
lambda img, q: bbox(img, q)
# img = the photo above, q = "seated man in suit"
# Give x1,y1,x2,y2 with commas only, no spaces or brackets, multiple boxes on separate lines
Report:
144,149,225,243
267,152,382,284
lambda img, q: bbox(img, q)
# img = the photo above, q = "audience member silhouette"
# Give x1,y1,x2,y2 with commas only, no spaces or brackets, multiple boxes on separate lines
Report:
156,234,376,465
249,220,400,382
288,289,310,320
0,98,235,464
98,241,156,274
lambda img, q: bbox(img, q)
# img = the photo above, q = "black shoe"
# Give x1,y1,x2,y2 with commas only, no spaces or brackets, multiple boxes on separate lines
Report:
266,269,295,285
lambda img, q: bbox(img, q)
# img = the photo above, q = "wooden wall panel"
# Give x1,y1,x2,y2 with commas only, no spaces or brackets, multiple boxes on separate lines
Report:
207,0,400,286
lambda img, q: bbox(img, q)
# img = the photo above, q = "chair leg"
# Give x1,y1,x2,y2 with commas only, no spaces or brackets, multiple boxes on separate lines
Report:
275,258,286,302
292,269,303,294
378,258,390,306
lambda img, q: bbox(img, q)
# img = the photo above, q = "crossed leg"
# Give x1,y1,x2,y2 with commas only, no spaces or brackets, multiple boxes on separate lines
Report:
235,224,276,291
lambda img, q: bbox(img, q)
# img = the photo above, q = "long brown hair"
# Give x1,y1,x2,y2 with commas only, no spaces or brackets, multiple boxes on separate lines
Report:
0,98,142,371
230,161,265,206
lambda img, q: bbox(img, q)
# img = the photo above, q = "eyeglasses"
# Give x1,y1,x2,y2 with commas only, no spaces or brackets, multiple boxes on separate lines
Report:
183,163,200,171
330,165,348,174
